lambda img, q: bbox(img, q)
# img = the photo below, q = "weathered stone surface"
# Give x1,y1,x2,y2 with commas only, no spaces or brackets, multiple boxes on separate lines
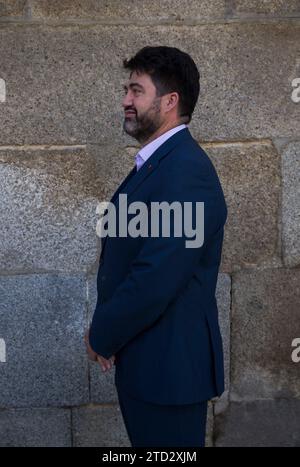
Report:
206,141,281,272
0,273,89,407
89,144,135,202
89,362,117,404
231,268,300,400
0,0,25,18
0,146,134,272
216,273,231,392
281,141,300,267
87,273,118,403
0,24,299,144
0,408,71,447
72,405,130,447
215,400,300,447
205,402,214,447
29,0,226,21
233,1,300,17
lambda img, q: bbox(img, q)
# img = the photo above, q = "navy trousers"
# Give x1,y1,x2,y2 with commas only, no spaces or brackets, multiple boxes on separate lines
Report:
116,383,208,447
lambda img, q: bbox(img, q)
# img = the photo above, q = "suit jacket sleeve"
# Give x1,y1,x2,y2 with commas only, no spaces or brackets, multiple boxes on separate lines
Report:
89,160,226,359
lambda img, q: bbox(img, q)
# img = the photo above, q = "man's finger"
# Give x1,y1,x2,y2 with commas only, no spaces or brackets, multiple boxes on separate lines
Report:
105,359,112,370
97,355,106,371
97,355,115,371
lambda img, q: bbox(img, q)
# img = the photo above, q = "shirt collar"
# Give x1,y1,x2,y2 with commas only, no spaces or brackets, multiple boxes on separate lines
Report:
137,124,188,164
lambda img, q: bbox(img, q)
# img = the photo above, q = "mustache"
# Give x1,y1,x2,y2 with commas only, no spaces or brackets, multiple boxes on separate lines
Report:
124,108,137,113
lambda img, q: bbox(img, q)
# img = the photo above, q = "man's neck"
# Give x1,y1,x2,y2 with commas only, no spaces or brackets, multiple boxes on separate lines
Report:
139,121,185,148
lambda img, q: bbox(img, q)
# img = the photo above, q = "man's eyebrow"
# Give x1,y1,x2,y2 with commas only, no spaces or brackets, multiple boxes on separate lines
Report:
123,82,144,90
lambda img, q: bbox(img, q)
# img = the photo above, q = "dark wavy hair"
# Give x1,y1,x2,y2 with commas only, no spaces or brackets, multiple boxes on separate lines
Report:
123,46,200,124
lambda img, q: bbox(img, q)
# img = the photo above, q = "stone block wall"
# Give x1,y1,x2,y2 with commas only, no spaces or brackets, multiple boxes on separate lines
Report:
0,0,299,447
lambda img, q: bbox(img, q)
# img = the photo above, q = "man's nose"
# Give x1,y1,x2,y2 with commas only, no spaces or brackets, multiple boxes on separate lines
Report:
122,91,133,109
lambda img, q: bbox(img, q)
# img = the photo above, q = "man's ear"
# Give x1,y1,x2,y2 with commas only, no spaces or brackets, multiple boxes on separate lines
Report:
163,92,179,113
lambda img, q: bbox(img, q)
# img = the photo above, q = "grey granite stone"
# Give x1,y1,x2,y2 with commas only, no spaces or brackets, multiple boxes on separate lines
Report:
72,405,130,447
206,141,281,272
215,400,300,447
29,0,226,21
232,1,300,17
0,407,71,447
0,24,299,144
0,146,134,273
0,0,25,18
231,268,300,400
87,274,118,404
0,273,89,407
281,141,300,267
205,402,214,447
216,273,231,393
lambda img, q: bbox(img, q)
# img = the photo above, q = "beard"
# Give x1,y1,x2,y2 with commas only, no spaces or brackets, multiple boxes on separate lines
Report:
123,97,162,143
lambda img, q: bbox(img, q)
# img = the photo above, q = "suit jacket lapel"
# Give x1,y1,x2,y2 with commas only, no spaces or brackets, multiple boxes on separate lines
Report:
100,128,191,257
110,165,137,204
121,128,191,200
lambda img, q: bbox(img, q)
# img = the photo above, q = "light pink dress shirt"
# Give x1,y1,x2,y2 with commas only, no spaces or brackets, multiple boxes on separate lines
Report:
134,124,187,171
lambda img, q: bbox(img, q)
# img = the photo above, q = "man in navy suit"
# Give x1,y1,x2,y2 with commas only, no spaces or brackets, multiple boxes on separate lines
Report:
85,46,227,447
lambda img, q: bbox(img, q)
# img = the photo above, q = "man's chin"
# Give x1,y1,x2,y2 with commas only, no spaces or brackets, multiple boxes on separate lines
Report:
123,121,138,137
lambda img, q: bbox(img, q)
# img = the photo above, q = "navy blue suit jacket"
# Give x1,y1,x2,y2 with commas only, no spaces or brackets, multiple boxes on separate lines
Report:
90,127,228,405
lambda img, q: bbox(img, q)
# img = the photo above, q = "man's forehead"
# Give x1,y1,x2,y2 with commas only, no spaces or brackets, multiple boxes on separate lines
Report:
125,71,152,87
